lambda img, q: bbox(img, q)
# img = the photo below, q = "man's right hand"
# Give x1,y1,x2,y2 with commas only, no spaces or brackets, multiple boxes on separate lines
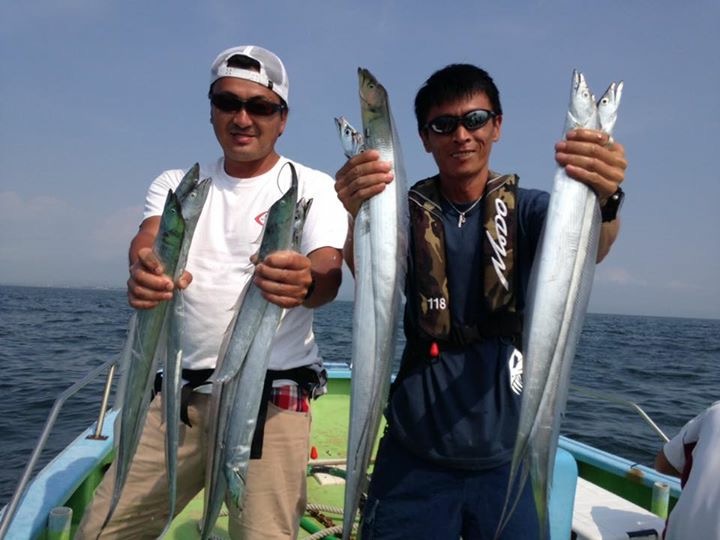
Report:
334,149,394,217
127,247,192,309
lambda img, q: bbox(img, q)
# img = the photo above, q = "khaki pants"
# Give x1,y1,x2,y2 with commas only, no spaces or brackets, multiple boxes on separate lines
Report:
75,392,310,539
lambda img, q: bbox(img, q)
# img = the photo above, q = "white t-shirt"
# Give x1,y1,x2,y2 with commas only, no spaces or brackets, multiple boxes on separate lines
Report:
143,156,347,371
663,400,720,540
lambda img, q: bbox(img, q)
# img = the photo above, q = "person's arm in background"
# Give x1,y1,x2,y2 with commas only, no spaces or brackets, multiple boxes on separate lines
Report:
655,448,681,477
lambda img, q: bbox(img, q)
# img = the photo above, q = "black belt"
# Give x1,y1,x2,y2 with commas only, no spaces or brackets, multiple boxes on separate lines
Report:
153,366,324,459
250,367,324,459
152,368,214,426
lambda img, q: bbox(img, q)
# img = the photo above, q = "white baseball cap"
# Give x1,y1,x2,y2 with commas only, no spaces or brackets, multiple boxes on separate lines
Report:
210,45,289,104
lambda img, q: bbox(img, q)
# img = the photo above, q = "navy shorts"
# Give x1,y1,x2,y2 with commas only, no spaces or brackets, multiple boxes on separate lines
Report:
360,436,541,540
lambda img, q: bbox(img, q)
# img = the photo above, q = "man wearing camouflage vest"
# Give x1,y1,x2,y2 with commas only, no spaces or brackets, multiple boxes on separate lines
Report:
334,64,626,539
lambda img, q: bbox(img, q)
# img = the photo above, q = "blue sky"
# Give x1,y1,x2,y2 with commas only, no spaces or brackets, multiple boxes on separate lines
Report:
1,1,718,319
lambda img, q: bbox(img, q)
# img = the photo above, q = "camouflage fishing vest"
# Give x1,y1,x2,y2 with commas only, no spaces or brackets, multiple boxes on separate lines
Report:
407,172,522,347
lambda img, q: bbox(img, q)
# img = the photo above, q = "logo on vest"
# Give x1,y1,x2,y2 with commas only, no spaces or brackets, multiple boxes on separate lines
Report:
485,197,510,291
508,348,523,395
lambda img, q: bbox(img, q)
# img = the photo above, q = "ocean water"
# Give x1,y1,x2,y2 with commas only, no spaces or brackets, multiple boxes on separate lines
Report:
1,284,718,504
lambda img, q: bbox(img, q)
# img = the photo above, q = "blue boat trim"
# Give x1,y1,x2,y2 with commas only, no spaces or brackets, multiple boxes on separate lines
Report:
0,410,117,540
558,435,681,499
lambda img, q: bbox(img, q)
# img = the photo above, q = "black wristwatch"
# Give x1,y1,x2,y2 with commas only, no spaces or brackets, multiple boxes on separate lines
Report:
601,187,624,222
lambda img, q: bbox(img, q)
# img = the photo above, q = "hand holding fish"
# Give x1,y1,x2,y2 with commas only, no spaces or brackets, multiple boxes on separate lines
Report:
127,245,193,309
555,127,627,262
334,149,394,217
253,249,313,308
555,128,627,203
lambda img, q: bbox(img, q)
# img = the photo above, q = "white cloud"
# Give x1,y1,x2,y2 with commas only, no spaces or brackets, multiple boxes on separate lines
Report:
0,191,72,222
594,266,645,286
0,191,141,287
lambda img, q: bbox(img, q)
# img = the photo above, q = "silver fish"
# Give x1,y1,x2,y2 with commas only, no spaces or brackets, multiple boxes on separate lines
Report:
334,116,365,158
200,163,301,539
340,68,408,539
102,186,187,532
523,79,625,537
160,164,211,537
224,197,312,507
499,70,612,539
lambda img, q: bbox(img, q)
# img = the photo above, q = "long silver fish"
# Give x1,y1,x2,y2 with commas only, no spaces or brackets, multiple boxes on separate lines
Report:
160,164,211,537
498,70,613,539
340,68,408,540
223,197,311,508
102,171,191,531
525,78,625,537
200,163,301,539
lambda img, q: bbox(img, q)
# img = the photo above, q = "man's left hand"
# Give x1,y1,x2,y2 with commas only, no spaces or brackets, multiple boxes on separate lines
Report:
555,128,627,203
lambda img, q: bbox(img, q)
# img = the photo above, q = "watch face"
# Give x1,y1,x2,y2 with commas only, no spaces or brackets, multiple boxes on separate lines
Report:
611,188,624,212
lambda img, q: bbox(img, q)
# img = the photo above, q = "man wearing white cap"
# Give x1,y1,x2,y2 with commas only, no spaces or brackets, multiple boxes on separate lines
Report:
76,45,348,539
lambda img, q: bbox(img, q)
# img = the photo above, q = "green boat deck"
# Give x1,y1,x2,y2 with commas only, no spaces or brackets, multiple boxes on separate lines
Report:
153,377,362,539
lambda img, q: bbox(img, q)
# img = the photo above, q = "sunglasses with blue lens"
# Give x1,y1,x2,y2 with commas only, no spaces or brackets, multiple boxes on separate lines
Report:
424,109,498,135
210,92,287,116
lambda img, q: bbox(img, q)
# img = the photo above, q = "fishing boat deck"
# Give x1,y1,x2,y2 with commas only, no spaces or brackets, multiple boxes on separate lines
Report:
572,478,665,540
1,369,679,540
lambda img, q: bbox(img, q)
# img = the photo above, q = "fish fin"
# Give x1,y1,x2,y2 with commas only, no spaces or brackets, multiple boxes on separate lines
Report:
112,313,139,413
226,467,245,509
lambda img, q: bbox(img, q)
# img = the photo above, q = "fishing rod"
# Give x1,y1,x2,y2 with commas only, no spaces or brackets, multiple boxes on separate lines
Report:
570,384,670,443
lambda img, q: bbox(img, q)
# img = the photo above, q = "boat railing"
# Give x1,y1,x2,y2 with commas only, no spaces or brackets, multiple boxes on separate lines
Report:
0,357,118,539
571,384,670,442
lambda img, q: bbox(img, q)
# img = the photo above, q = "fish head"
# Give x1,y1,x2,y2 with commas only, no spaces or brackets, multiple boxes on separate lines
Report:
597,81,624,135
180,177,212,221
334,115,363,158
276,161,299,211
291,197,313,250
157,190,185,258
162,190,184,227
358,68,387,111
566,69,599,131
174,163,201,202
257,163,300,260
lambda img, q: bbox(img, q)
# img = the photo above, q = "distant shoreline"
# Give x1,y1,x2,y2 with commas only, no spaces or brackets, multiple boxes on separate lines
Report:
1,283,717,321
0,283,126,291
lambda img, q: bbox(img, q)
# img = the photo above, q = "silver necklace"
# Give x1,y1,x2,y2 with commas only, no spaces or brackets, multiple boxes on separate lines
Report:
443,196,483,228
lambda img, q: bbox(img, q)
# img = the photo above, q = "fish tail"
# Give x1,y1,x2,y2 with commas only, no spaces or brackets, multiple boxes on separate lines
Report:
98,492,119,538
494,455,531,540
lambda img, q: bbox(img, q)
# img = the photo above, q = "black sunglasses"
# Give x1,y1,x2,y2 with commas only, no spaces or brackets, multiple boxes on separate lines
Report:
424,109,497,135
210,92,287,116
